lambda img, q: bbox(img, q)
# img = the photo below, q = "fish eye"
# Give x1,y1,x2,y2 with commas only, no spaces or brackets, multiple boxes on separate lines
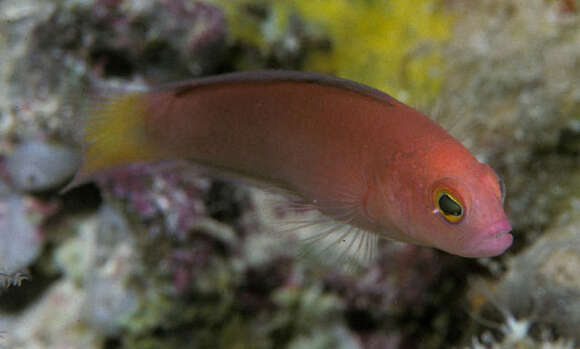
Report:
434,189,464,223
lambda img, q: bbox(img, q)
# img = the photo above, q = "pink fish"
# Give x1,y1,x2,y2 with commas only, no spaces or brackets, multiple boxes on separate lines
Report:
71,70,512,258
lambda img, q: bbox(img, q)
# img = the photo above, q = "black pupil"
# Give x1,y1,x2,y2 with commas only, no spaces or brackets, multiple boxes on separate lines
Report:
439,194,462,216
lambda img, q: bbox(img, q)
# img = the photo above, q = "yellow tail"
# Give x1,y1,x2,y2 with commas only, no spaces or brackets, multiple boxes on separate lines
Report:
65,93,162,190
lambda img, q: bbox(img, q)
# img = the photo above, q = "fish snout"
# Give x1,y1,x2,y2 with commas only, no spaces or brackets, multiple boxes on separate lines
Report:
475,218,513,257
460,218,513,257
485,218,512,240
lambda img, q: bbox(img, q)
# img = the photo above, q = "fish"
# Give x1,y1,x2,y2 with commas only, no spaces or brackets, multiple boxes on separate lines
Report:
70,70,513,258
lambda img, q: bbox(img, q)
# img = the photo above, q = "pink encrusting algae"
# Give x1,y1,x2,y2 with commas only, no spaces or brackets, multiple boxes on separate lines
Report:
71,70,512,258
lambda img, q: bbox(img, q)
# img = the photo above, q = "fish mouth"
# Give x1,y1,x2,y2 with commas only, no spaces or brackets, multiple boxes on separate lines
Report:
483,219,512,241
467,219,513,257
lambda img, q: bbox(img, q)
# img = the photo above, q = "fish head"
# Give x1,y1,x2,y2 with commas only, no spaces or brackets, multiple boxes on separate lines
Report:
421,162,512,257
371,143,512,258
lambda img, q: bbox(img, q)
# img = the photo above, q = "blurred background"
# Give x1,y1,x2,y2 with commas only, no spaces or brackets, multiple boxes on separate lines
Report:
0,0,578,348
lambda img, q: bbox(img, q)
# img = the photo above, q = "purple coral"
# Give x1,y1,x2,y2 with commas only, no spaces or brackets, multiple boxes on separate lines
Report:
156,0,227,75
95,161,210,239
325,245,445,314
323,244,468,347
65,0,226,79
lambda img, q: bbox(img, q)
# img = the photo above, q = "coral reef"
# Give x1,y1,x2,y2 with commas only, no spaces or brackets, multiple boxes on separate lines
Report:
466,215,580,348
0,155,59,290
293,0,452,104
0,0,578,348
439,1,580,347
210,0,453,104
94,162,211,239
6,140,80,193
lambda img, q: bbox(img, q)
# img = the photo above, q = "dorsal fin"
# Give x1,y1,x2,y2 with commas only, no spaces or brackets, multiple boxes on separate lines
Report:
166,70,398,106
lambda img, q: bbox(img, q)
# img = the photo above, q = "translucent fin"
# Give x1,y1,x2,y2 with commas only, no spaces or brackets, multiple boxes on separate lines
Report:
296,221,380,272
255,190,379,272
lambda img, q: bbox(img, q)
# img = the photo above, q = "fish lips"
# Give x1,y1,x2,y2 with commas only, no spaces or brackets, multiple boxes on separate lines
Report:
466,218,513,257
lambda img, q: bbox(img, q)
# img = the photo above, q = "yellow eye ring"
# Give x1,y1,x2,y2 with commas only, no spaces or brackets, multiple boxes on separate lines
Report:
433,189,464,223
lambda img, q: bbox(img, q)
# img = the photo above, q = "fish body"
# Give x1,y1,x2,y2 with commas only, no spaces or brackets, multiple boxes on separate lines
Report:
76,70,512,258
